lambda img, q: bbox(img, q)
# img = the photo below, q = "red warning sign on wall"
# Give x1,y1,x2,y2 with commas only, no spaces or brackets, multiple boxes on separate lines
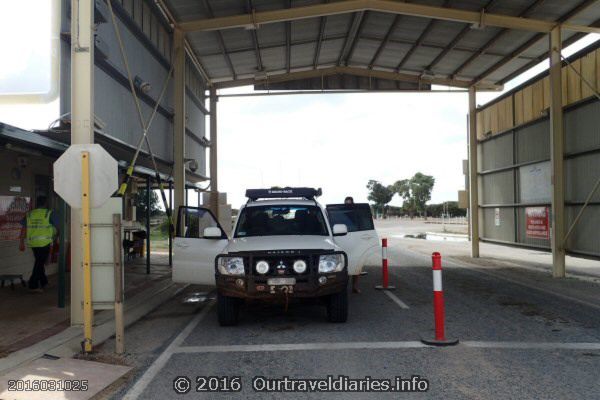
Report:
0,196,31,241
526,207,549,239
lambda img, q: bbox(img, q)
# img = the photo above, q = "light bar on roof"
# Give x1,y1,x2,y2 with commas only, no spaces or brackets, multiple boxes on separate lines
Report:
245,187,322,200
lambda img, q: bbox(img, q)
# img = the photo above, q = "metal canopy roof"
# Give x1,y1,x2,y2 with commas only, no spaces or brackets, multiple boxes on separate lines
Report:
157,0,600,91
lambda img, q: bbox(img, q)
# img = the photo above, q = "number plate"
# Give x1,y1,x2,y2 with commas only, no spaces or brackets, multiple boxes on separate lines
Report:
267,277,296,285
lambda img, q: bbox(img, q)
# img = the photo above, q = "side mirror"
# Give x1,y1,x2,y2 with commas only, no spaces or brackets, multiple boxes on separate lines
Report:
332,224,348,236
203,227,223,239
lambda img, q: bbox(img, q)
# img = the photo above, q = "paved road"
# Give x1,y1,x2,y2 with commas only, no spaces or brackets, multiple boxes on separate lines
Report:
102,242,600,400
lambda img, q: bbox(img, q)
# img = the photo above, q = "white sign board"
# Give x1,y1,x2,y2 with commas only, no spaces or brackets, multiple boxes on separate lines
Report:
54,144,118,208
494,208,501,226
519,162,551,204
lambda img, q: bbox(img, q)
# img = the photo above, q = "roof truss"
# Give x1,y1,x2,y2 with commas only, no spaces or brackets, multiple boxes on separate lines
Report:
212,66,502,90
471,0,599,85
179,0,600,34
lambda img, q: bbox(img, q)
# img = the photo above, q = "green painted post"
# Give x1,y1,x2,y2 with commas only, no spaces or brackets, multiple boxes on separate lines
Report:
58,198,67,308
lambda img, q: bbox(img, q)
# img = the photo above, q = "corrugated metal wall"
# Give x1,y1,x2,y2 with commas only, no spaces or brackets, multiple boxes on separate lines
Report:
60,0,208,178
479,95,600,257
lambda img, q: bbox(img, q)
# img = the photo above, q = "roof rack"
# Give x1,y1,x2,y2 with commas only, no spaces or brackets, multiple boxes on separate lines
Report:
245,187,322,201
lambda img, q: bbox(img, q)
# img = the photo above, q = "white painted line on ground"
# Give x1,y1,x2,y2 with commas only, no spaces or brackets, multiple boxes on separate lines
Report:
176,341,428,353
174,340,600,354
387,244,600,312
382,290,410,309
122,300,215,400
462,341,600,350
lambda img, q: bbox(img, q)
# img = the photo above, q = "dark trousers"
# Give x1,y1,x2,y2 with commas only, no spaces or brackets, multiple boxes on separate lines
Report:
29,245,50,289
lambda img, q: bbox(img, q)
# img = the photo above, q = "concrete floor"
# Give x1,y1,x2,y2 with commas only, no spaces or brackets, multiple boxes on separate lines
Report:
0,252,171,359
376,219,600,281
93,234,600,400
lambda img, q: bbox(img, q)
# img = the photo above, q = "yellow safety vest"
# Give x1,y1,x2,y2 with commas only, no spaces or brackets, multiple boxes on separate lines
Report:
26,208,55,248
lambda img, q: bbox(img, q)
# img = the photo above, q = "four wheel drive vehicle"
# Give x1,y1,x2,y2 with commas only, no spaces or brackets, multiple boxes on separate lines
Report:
172,187,379,326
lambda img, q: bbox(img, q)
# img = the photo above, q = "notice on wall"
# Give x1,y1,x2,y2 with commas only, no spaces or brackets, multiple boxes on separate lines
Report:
526,207,549,239
494,208,501,226
0,196,31,241
519,162,551,204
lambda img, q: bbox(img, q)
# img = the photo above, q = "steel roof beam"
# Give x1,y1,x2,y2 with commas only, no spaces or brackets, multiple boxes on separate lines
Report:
202,0,237,80
472,0,599,85
343,12,368,66
212,66,502,90
286,0,292,73
179,0,600,34
451,0,545,78
368,15,401,69
153,0,211,85
395,0,451,72
196,33,538,61
497,21,599,85
395,20,436,71
425,0,498,72
314,14,327,68
337,11,366,66
246,0,263,72
286,21,291,72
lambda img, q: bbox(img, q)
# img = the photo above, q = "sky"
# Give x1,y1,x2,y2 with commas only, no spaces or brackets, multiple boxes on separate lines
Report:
216,34,600,207
0,3,598,209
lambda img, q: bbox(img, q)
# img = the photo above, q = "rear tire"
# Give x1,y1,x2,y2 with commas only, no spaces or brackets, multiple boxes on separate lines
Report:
217,293,240,326
326,289,348,323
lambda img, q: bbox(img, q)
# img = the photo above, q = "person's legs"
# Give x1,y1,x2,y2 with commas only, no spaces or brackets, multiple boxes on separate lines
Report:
352,275,360,294
40,246,50,288
29,246,50,290
29,247,43,289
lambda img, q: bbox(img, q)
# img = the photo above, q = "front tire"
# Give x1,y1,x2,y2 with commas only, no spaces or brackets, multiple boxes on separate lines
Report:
217,293,240,326
326,289,348,323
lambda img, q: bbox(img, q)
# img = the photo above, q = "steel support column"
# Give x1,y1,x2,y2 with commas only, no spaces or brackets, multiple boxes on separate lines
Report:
69,0,95,325
549,27,566,278
168,181,173,266
173,29,186,226
146,175,151,275
209,88,219,219
468,86,480,258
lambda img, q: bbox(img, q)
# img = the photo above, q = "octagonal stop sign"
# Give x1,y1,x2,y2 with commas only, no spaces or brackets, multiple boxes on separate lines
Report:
54,144,118,209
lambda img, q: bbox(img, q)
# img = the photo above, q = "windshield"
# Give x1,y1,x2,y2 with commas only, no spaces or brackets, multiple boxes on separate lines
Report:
234,205,329,237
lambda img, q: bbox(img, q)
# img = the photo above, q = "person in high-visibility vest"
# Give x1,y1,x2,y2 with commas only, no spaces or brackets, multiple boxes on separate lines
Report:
19,196,58,292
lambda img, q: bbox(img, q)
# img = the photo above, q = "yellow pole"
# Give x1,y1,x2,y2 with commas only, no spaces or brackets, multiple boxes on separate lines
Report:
81,151,93,352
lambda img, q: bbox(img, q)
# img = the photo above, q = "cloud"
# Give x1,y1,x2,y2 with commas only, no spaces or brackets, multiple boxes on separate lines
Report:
219,91,469,207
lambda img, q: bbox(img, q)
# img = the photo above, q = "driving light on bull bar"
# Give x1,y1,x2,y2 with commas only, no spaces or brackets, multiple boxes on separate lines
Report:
218,257,245,275
255,260,270,275
293,260,307,274
318,254,344,273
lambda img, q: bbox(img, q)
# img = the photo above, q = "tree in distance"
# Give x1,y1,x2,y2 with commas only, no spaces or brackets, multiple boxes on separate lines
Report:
134,187,162,223
366,180,395,218
393,172,435,219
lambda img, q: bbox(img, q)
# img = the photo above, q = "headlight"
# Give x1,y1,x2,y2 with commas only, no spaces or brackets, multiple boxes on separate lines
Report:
255,260,269,275
293,259,307,274
218,257,245,275
318,254,344,273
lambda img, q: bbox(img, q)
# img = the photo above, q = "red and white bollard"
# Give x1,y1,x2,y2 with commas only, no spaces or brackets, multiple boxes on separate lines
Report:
421,252,458,346
375,238,395,290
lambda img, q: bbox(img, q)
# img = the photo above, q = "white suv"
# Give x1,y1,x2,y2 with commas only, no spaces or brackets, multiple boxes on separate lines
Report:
173,188,379,326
